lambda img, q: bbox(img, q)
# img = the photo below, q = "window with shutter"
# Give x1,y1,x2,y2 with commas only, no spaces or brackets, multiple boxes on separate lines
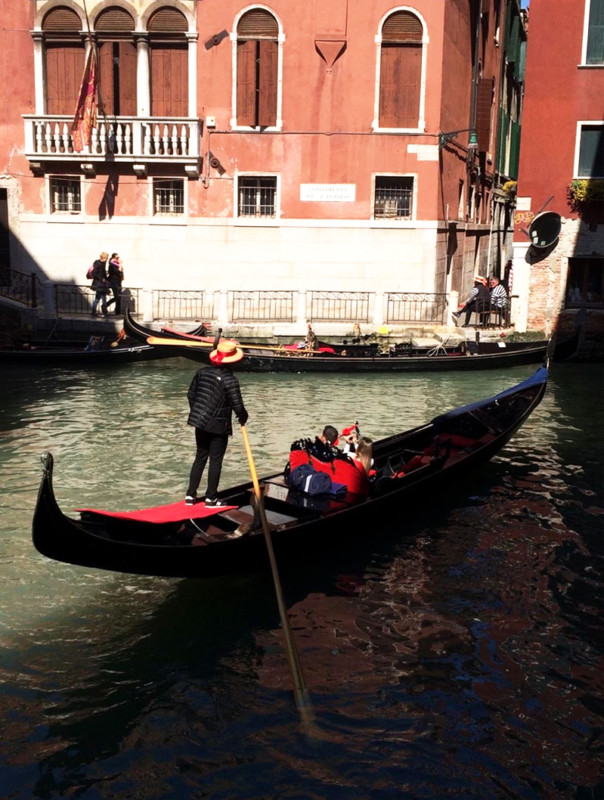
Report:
236,10,279,128
42,7,85,115
94,7,136,116
149,6,189,116
475,77,493,152
379,11,423,129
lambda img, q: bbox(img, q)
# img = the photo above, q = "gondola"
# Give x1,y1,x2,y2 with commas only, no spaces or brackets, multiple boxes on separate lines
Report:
124,309,577,373
0,334,176,366
32,365,548,578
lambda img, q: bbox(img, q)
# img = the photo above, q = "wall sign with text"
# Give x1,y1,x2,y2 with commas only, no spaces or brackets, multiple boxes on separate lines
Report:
300,184,356,202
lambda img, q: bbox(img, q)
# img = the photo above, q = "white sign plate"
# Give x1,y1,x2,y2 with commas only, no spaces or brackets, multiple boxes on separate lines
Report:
300,184,356,202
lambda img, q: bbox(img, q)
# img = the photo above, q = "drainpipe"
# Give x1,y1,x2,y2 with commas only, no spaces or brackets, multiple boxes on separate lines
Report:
469,0,482,145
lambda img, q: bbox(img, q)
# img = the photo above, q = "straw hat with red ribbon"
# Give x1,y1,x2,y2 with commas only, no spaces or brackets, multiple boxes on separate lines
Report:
209,340,244,364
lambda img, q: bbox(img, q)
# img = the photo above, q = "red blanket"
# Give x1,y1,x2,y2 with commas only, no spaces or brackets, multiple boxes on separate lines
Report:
75,500,237,524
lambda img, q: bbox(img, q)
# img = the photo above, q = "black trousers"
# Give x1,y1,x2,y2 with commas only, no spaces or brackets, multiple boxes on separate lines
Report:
186,429,229,499
106,282,122,313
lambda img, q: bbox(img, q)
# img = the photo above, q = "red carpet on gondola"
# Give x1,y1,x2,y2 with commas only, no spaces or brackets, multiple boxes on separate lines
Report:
75,500,238,524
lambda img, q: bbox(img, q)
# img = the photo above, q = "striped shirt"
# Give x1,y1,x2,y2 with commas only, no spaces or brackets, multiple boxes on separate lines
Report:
490,283,507,308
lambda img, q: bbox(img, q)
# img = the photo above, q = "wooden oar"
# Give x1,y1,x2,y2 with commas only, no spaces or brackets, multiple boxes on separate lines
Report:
146,336,293,353
240,425,313,722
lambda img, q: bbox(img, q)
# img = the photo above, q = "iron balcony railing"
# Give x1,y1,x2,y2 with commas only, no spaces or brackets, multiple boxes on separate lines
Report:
23,115,202,165
54,285,142,317
0,268,41,307
309,291,370,323
229,291,294,323
386,293,448,324
152,290,213,322
3,270,514,329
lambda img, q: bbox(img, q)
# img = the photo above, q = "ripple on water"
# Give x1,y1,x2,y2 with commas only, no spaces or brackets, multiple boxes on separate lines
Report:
0,362,602,799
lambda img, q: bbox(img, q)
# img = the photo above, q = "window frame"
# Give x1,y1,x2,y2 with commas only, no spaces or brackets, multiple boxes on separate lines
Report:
373,8,428,133
574,121,604,178
582,0,604,66
152,178,186,217
565,257,604,307
372,174,416,221
48,176,82,214
235,173,279,222
231,7,284,131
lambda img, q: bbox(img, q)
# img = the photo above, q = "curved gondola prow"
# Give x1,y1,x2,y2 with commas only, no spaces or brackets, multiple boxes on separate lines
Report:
123,308,209,344
32,452,59,558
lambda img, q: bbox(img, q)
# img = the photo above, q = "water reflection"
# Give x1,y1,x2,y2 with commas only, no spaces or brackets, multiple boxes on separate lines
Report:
0,361,602,798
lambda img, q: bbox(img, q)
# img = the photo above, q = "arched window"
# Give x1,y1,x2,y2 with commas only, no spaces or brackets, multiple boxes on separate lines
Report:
236,9,278,128
379,11,423,129
42,6,84,114
149,7,189,117
95,7,136,116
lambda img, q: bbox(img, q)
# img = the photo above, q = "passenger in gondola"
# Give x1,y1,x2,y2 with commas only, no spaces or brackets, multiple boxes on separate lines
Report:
185,340,249,507
349,436,374,475
310,425,342,460
340,423,359,454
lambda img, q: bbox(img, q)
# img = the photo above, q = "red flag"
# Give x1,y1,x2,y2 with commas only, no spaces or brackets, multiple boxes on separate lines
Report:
71,45,97,153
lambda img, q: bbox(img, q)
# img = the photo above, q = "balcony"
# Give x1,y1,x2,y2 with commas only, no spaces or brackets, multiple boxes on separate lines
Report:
23,115,202,177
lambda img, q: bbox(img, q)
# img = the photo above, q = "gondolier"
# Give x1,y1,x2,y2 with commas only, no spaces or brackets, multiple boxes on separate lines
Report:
185,340,249,507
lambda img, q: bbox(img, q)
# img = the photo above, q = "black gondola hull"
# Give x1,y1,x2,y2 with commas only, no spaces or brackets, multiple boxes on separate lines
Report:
32,367,548,578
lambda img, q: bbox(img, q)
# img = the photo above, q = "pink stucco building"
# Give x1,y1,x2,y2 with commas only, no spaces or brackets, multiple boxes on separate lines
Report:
0,1,523,330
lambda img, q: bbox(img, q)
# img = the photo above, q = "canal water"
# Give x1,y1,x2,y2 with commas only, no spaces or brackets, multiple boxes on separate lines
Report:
0,360,602,799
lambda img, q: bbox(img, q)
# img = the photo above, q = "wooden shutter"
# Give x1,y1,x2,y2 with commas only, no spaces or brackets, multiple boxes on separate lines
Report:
379,44,421,128
117,42,137,116
150,44,188,116
237,40,256,126
382,11,423,42
238,10,278,37
98,41,136,115
475,77,493,152
148,7,188,32
95,7,135,35
257,39,277,127
45,42,85,114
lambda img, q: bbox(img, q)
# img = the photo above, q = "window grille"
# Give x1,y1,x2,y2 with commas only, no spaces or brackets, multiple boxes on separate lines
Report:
238,177,277,218
50,177,81,214
153,179,185,215
374,176,414,219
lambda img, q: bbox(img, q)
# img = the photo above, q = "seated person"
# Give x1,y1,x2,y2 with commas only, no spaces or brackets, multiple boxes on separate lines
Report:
340,424,359,454
349,436,373,474
452,276,490,326
309,424,342,460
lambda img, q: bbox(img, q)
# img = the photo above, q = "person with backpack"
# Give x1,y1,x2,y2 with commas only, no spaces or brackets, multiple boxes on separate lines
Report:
185,340,249,506
89,251,109,316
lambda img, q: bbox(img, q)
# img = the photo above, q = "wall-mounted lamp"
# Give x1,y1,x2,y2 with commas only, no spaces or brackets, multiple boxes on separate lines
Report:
438,129,478,149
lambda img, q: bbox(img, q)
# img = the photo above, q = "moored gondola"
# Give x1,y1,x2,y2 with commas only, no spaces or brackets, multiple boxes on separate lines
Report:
0,335,176,366
32,366,548,578
124,309,578,373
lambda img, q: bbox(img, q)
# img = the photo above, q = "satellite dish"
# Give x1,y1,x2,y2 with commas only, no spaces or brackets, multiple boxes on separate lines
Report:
528,211,562,249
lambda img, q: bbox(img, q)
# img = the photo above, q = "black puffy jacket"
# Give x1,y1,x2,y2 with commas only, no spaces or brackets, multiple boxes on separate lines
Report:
187,366,247,435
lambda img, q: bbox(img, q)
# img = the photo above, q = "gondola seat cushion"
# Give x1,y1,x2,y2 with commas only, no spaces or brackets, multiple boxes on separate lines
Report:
288,450,369,495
